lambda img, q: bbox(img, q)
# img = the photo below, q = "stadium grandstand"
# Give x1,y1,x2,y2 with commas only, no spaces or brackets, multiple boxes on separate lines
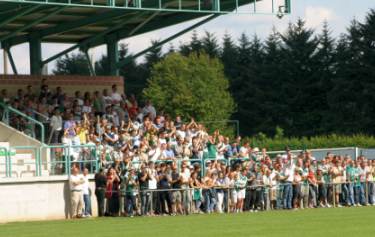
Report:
0,0,294,222
1,1,375,233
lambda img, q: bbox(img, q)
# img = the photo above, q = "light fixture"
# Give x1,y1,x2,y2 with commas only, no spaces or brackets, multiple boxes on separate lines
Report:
276,6,285,19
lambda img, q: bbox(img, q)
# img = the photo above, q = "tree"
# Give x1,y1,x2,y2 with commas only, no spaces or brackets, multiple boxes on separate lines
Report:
257,29,285,135
179,30,203,56
201,31,220,58
143,52,235,129
231,33,265,135
95,44,143,96
278,19,320,136
53,52,90,75
315,22,336,133
220,32,239,80
328,13,375,134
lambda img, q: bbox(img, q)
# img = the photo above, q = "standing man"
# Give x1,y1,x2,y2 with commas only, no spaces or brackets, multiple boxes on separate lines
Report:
94,168,107,217
48,108,63,144
82,168,92,217
281,154,295,210
70,167,85,218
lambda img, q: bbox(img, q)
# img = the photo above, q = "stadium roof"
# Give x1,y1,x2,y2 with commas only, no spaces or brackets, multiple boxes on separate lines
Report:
0,0,290,75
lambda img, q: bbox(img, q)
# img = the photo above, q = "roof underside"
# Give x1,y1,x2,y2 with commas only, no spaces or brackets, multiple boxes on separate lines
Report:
0,0,257,48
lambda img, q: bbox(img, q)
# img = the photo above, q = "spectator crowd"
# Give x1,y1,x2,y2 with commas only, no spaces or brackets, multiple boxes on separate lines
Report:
1,83,375,219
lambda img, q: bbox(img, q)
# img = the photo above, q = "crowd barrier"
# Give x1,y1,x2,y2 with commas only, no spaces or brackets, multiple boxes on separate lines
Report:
0,145,375,178
100,181,375,217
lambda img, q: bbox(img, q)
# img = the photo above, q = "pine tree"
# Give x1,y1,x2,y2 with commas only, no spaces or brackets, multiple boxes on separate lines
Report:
201,31,220,58
257,29,285,135
53,52,90,75
315,22,336,133
220,32,239,80
279,19,320,136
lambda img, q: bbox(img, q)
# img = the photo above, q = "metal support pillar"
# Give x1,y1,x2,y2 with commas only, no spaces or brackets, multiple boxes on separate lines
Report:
106,35,119,76
284,0,291,13
29,36,42,75
4,47,18,75
83,49,96,76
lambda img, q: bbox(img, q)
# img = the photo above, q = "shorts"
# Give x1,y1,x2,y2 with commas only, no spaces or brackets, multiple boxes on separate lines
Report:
334,184,342,194
232,189,246,202
171,191,182,203
270,189,277,201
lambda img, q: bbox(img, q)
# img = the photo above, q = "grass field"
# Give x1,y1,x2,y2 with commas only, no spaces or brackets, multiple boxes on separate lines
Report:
1,207,374,237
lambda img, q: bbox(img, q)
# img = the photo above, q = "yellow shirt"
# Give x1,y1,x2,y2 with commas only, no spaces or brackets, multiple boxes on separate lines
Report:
77,129,88,144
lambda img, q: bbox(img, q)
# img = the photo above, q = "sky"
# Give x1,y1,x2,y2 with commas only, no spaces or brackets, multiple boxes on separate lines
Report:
0,0,374,74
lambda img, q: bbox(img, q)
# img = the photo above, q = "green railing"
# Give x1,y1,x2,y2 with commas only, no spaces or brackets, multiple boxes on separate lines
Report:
0,146,10,177
9,146,40,177
1,144,98,177
0,102,45,143
40,144,99,176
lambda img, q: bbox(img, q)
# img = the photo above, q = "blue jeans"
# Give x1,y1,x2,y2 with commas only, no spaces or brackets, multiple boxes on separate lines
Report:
126,195,136,216
203,189,216,213
83,194,92,216
368,182,375,204
283,182,293,209
140,191,151,215
347,183,355,206
355,184,366,205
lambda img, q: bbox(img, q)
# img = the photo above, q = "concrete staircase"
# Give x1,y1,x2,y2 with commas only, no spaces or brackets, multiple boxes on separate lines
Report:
0,122,50,178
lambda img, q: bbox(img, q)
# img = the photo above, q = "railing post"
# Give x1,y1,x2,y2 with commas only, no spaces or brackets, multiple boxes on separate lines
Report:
365,181,369,205
68,145,71,176
227,187,230,213
34,147,39,176
333,183,336,207
38,147,42,176
355,147,359,160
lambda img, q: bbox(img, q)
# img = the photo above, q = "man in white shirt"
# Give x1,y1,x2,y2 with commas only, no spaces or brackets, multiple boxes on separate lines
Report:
281,155,295,209
142,100,156,121
180,162,191,214
147,162,158,215
111,84,122,107
82,168,92,217
70,166,85,218
49,108,63,144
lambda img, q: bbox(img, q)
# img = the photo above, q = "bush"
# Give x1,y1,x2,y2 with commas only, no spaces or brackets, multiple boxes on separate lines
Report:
246,133,375,151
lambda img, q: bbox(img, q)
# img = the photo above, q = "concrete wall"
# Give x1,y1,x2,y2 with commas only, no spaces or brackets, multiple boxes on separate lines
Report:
0,176,97,223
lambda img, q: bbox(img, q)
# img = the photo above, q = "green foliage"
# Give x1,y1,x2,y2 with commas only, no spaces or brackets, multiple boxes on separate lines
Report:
143,52,235,129
53,52,90,75
51,9,375,139
247,129,375,151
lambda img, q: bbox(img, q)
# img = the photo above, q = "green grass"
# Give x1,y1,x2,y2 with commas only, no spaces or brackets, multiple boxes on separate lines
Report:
1,207,374,237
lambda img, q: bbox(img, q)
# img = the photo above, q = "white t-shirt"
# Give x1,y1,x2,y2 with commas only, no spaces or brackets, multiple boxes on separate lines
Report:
50,115,62,131
176,130,186,139
82,105,92,113
284,164,295,183
111,92,122,105
70,174,84,191
148,169,157,189
181,169,190,184
82,176,90,195
239,146,249,158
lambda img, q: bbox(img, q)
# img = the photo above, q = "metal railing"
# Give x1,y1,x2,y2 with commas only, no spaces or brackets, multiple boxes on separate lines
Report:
1,145,374,178
40,144,99,176
0,102,45,143
0,147,10,178
1,144,98,178
97,180,375,217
